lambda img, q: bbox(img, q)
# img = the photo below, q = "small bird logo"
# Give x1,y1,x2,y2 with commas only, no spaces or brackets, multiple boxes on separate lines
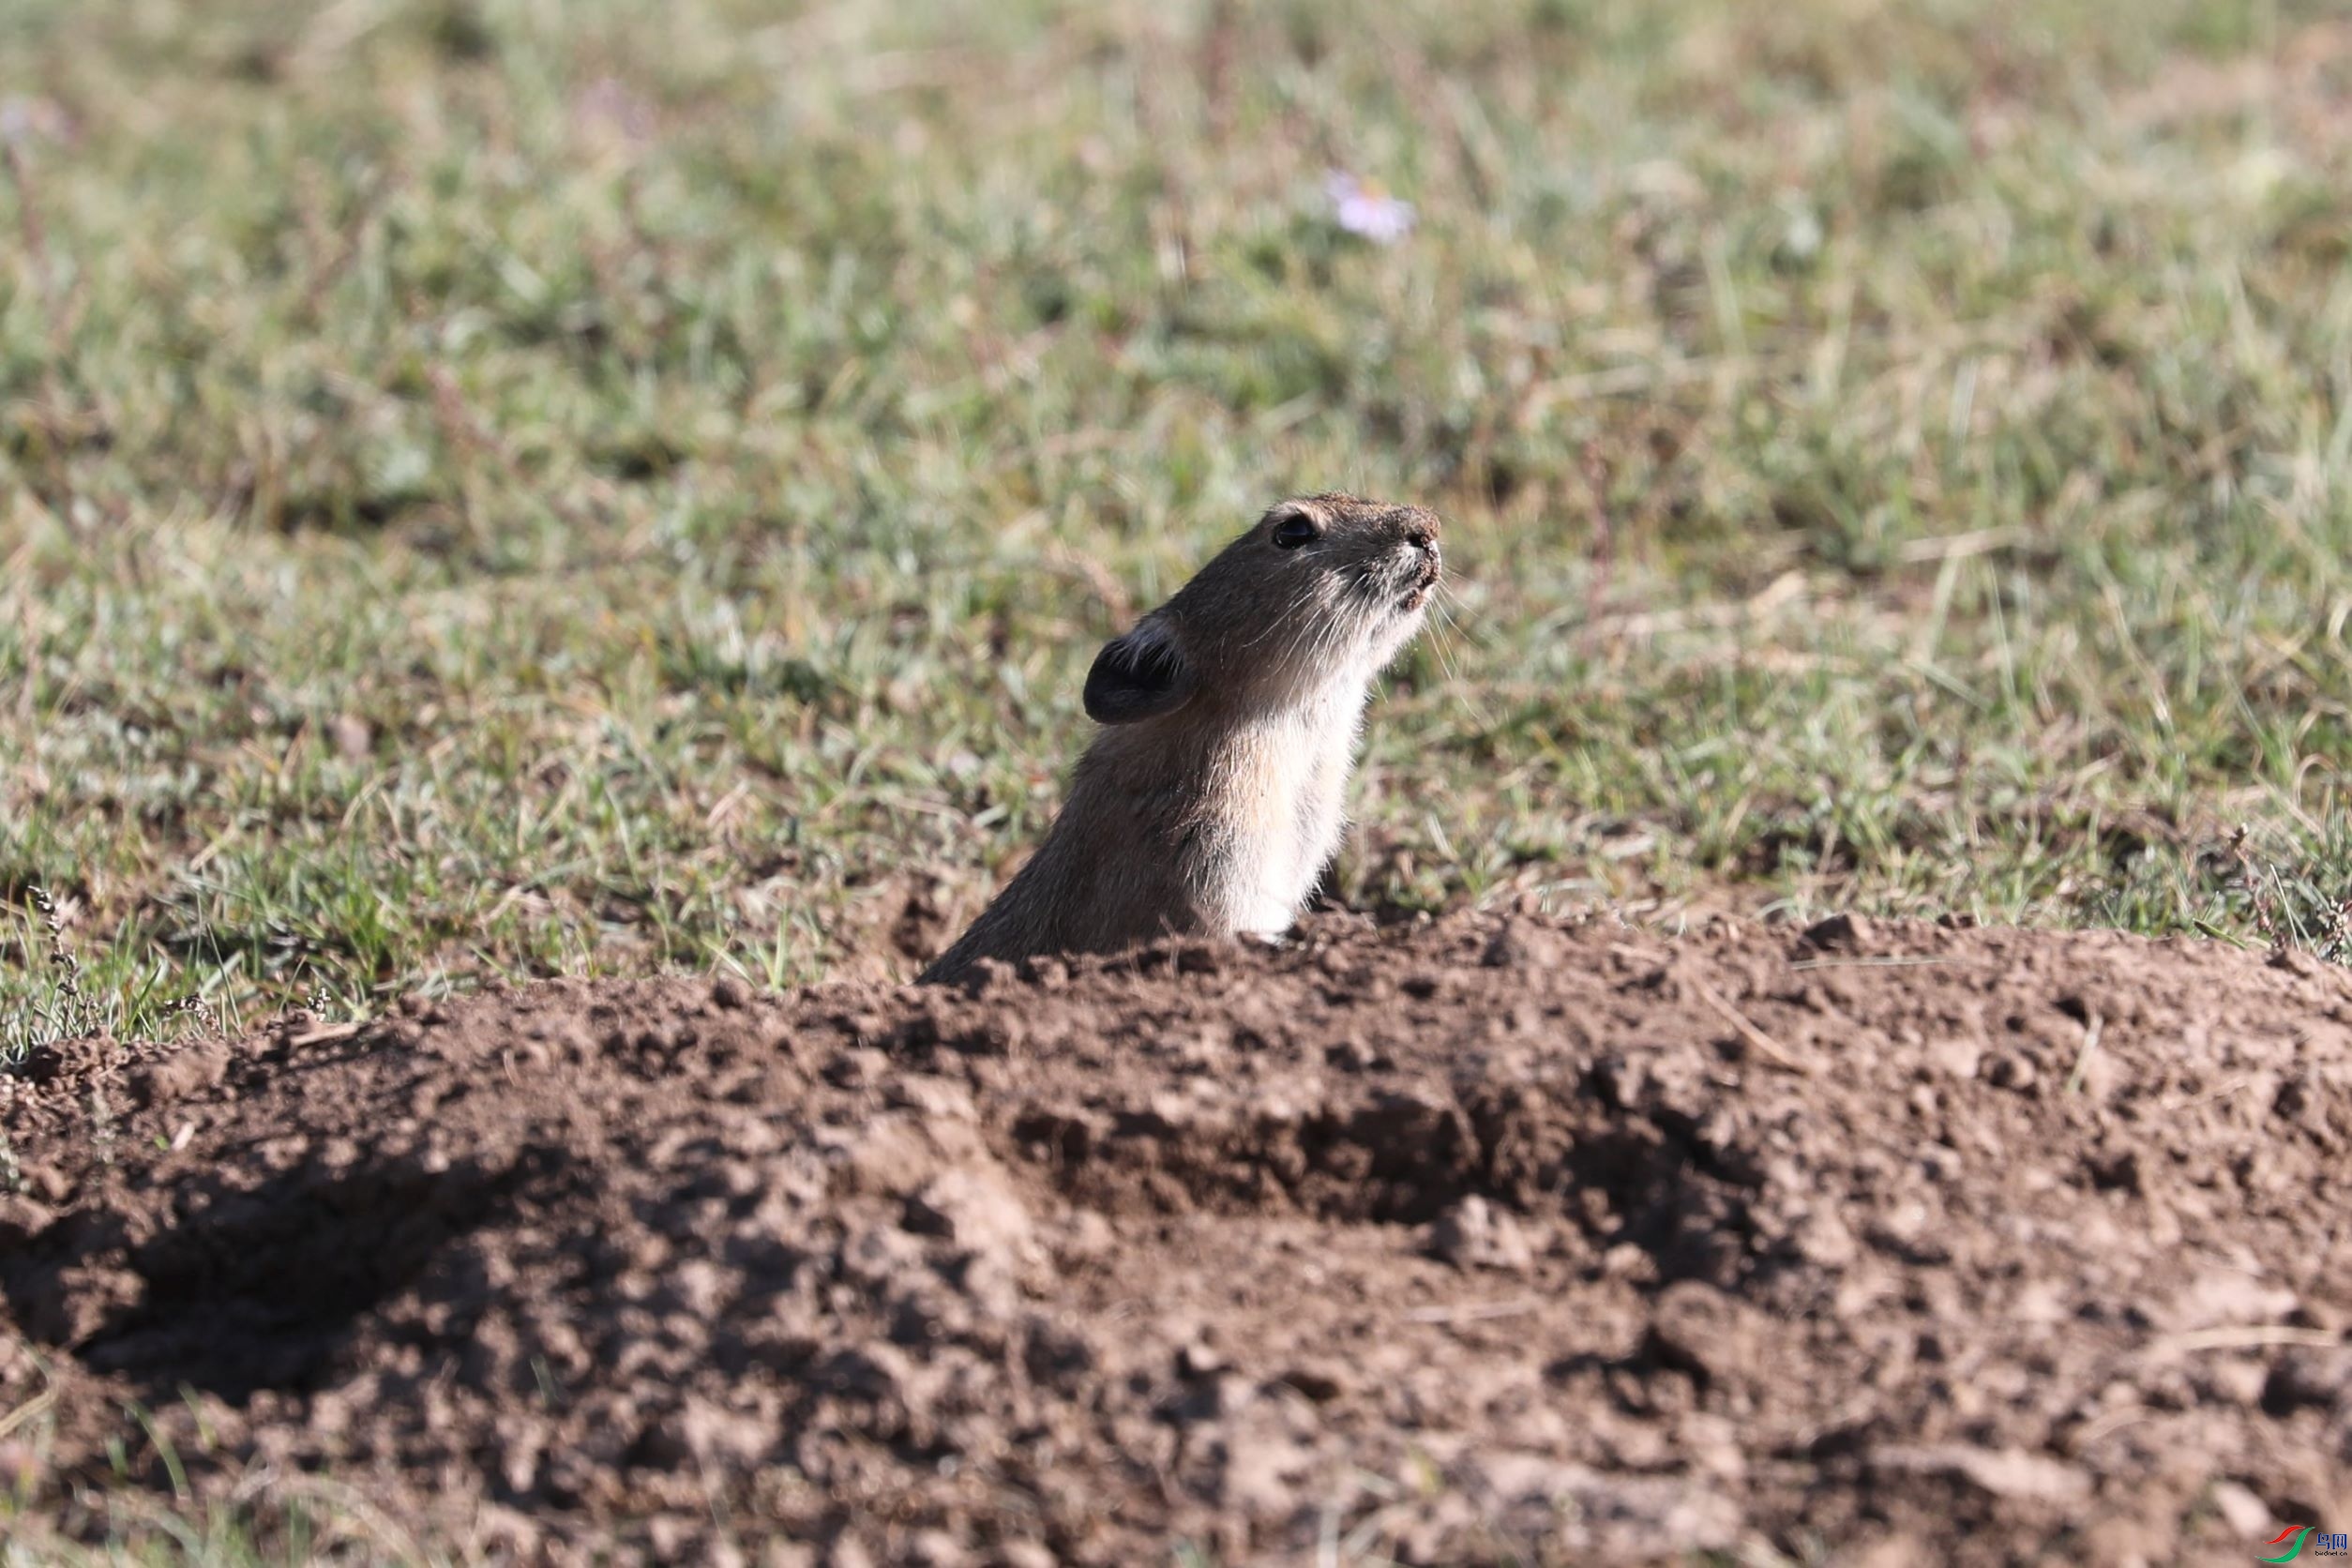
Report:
2260,1527,2314,1563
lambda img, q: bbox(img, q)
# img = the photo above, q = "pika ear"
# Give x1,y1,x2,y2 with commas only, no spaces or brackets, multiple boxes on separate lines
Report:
1082,617,1197,726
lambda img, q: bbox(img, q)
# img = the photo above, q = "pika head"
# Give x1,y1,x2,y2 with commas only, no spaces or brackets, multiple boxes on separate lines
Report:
1082,493,1442,726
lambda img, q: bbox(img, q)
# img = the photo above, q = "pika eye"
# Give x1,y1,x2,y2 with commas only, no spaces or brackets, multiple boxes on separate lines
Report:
1270,514,1319,550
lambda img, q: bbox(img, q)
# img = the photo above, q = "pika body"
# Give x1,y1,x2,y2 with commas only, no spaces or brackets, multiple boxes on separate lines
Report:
920,493,1440,985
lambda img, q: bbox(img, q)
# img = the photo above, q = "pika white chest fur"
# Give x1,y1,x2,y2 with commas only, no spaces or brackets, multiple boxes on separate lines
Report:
920,494,1440,985
1200,683,1368,937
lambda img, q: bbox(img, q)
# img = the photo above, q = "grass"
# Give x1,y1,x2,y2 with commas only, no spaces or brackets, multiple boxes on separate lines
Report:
4,0,2351,1055
1,1367,442,1566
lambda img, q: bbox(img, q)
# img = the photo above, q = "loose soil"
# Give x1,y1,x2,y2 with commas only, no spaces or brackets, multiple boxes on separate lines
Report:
5,912,2350,1564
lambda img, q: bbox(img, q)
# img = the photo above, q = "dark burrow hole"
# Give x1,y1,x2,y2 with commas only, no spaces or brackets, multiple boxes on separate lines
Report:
7,1149,559,1402
1008,1079,1764,1287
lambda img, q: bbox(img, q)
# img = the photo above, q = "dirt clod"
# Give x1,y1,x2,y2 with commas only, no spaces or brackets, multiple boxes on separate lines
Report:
6,912,2350,1562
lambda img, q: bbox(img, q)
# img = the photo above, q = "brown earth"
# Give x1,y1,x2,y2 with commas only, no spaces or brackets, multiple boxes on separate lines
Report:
4,910,2350,1565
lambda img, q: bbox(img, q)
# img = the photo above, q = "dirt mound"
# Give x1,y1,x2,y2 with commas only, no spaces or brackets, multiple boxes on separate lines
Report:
6,912,2350,1563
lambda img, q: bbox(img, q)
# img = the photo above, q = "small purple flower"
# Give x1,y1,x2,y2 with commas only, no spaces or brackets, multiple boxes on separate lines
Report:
0,96,69,148
574,77,654,151
1324,171,1415,246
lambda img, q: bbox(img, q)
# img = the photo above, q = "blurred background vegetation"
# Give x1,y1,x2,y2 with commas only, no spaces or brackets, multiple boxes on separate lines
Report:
4,0,2350,1047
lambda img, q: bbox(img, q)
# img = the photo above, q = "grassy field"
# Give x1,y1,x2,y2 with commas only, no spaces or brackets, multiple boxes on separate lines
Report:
5,0,2352,1055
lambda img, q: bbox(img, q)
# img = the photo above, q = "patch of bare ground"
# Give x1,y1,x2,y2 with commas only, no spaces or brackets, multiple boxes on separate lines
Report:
4,912,2348,1563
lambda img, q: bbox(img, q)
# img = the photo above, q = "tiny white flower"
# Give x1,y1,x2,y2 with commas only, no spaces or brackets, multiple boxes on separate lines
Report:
1324,170,1415,246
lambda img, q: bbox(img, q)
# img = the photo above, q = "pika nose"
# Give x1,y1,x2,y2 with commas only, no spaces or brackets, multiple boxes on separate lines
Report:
1406,520,1439,552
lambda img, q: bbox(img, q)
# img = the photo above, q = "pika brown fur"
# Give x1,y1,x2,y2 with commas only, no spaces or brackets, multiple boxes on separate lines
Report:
919,494,1440,985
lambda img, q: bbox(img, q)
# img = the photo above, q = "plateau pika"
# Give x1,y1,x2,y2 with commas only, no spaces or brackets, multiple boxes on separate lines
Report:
919,493,1440,985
